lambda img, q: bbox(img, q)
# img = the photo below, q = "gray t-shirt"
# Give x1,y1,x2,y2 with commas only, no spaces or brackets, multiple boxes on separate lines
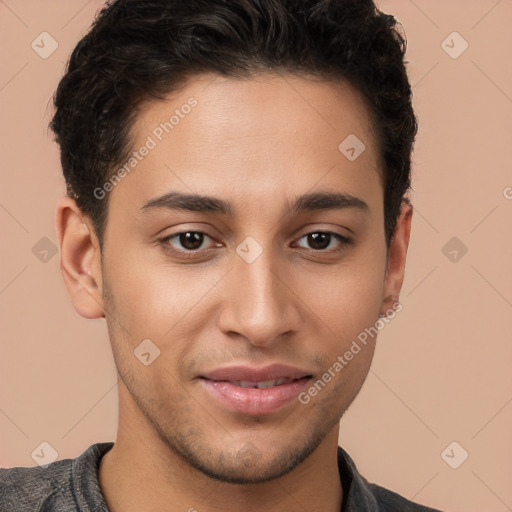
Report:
0,442,443,511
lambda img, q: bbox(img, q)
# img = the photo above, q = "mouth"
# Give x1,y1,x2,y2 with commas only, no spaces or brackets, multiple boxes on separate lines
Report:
201,376,311,388
198,364,313,415
199,363,312,383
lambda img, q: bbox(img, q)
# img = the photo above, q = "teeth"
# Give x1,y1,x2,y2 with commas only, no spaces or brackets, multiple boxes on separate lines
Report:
233,378,291,389
238,381,258,388
256,380,278,389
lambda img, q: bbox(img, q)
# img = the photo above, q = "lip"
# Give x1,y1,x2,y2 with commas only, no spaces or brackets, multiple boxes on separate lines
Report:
198,364,313,415
200,363,312,382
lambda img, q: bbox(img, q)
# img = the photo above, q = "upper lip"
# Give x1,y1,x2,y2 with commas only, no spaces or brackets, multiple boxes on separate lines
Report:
200,364,312,382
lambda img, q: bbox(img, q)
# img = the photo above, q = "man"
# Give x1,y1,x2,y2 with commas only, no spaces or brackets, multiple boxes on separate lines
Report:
0,0,444,510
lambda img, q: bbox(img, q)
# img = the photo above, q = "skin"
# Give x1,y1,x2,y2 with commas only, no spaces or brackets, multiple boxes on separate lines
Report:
56,72,412,512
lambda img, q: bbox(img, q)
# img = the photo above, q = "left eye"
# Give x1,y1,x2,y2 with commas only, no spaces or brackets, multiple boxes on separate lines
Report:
294,232,348,251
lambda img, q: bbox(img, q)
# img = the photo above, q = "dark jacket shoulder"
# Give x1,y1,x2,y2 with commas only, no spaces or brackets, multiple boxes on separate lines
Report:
0,458,73,511
337,445,444,511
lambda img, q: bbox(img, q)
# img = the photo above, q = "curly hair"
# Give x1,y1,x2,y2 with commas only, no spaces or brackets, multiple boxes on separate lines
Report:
50,0,418,249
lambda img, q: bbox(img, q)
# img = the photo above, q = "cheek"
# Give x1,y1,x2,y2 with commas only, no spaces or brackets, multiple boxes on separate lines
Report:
102,249,225,367
107,243,215,324
299,255,385,338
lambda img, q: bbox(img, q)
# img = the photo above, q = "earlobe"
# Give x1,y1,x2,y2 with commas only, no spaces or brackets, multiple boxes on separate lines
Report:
55,196,105,319
381,200,413,315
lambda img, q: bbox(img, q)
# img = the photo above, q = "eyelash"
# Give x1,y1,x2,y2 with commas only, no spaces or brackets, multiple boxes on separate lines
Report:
159,230,352,257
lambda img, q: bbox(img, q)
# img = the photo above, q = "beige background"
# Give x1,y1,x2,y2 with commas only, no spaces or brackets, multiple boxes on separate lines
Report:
1,1,511,511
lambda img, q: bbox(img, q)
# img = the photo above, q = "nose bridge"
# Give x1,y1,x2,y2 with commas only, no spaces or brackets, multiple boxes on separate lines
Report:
219,244,300,344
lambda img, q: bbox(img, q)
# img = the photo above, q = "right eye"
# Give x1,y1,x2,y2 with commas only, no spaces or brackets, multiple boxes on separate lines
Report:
160,231,218,253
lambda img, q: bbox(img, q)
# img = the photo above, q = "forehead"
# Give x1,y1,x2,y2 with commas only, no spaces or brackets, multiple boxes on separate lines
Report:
111,72,382,213
133,71,378,149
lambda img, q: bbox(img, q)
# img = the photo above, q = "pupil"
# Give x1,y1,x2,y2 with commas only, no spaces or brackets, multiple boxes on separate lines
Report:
308,232,330,250
180,232,203,250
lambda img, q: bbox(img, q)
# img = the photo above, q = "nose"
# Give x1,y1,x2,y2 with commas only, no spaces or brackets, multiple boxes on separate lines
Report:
217,249,302,347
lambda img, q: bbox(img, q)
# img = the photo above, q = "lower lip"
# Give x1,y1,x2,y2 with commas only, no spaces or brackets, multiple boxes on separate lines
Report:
199,377,311,415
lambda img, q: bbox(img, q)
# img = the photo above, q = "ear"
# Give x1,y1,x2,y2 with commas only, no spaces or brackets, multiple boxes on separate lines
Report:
55,196,105,319
381,199,413,314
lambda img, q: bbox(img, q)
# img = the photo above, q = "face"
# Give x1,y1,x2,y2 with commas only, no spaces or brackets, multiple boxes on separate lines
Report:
63,72,403,484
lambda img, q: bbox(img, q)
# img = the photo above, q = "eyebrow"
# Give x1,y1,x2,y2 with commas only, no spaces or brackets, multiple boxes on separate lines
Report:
139,191,368,216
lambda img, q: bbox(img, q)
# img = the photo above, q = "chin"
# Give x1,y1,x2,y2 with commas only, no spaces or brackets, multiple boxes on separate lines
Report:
171,432,324,485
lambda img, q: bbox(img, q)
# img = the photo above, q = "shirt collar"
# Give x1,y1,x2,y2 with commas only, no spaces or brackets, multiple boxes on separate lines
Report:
337,445,379,511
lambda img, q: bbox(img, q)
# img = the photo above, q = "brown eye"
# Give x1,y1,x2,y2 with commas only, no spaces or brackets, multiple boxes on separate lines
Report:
162,231,211,251
307,233,331,250
178,232,204,250
295,232,349,251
